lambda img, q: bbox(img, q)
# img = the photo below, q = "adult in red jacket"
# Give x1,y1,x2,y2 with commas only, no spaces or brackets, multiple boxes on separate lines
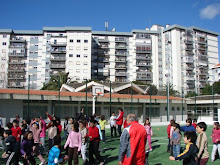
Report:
119,114,147,165
116,108,124,136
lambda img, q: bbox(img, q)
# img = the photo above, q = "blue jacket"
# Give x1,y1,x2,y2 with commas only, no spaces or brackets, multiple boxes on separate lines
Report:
180,125,195,132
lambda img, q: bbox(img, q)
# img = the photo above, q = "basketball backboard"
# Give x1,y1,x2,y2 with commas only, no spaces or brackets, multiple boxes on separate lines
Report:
92,85,104,96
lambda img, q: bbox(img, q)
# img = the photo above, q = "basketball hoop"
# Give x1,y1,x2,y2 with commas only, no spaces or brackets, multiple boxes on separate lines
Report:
97,92,103,96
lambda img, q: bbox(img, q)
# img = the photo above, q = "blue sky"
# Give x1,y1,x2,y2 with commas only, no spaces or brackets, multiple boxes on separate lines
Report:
1,0,219,56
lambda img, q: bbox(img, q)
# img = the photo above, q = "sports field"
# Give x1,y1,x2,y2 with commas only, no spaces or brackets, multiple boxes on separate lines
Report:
0,125,219,165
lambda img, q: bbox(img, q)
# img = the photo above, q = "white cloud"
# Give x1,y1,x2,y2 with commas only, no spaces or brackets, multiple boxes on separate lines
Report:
200,4,220,19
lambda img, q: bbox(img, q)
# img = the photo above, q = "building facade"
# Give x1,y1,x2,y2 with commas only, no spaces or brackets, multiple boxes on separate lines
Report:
0,25,219,94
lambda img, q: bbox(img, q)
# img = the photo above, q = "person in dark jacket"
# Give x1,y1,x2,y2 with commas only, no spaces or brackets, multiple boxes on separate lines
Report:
2,129,20,165
169,131,199,165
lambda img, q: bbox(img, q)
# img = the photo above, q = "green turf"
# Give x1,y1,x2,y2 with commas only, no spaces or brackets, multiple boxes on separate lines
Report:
1,125,220,164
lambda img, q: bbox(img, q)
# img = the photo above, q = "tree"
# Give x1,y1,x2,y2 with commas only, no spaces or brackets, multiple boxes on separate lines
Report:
146,84,158,95
41,72,70,90
163,84,180,97
185,91,197,98
201,83,212,95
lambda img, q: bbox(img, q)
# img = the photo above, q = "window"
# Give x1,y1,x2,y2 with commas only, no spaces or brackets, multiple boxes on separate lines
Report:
77,40,81,43
3,35,7,38
76,61,80,65
69,39,73,43
76,69,80,73
76,47,81,50
33,66,37,69
83,69,88,73
69,54,73,57
46,62,49,65
182,107,185,111
69,61,73,65
76,54,80,58
2,49,6,53
76,77,80,80
69,46,73,50
84,40,88,43
177,107,180,111
84,47,88,50
84,54,88,58
83,61,88,65
2,42,6,45
172,107,175,111
165,107,167,111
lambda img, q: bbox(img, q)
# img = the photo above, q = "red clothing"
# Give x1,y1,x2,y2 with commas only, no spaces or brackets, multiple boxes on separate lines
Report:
116,111,124,125
57,124,62,134
119,121,147,165
192,123,197,129
87,126,100,142
123,119,128,128
167,124,171,138
212,128,220,143
11,126,22,141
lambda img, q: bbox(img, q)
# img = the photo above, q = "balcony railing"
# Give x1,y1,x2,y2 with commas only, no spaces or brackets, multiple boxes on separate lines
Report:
10,38,26,42
9,61,25,65
50,57,66,61
184,57,194,63
50,64,66,68
8,75,25,80
115,65,126,69
115,58,126,62
136,49,151,53
50,50,66,54
7,84,25,88
9,45,25,48
8,67,25,72
9,52,25,57
115,45,127,49
136,63,151,67
51,34,67,38
136,76,151,80
115,37,127,42
115,72,127,76
186,66,194,70
115,78,128,82
51,43,67,46
98,38,109,42
115,52,127,56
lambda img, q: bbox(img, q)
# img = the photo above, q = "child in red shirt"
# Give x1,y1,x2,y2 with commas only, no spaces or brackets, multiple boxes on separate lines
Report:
11,120,22,142
87,120,104,165
192,119,197,129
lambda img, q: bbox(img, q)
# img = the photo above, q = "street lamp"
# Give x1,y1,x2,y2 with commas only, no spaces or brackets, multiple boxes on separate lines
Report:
212,82,215,118
28,75,30,117
166,40,171,121
58,76,60,117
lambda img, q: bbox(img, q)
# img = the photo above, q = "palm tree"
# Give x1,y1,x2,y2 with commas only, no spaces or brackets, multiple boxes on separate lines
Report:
41,72,70,90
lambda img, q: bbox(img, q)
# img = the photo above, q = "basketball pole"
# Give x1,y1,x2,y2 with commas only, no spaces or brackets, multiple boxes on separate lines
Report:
110,81,112,116
93,95,96,115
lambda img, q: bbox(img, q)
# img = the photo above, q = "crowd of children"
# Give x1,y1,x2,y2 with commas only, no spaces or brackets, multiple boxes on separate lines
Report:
1,111,220,165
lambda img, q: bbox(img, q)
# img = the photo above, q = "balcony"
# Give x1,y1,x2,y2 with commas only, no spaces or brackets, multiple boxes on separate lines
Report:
136,49,151,53
136,56,151,60
50,64,66,68
136,70,151,74
186,66,194,70
50,57,66,61
51,43,67,46
8,75,25,80
115,44,127,49
8,67,25,72
98,38,109,42
198,46,207,51
199,78,208,82
115,72,127,76
10,38,26,42
115,65,126,69
115,51,127,56
185,51,194,56
115,58,126,63
136,76,151,81
51,34,67,38
115,37,127,42
136,63,151,67
185,46,194,50
7,84,25,88
9,61,25,65
9,52,25,57
184,40,193,45
115,78,128,82
186,77,194,81
9,45,25,48
98,58,109,63
184,57,194,63
198,61,208,66
199,71,208,76
50,50,66,54
99,44,109,49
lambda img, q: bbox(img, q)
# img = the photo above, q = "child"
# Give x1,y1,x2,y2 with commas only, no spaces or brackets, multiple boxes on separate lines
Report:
144,118,153,151
79,120,88,164
31,119,46,165
169,131,198,165
21,131,36,165
64,122,82,165
192,119,197,129
110,112,117,137
11,120,22,145
211,122,220,162
62,116,69,140
56,117,62,135
0,115,3,127
39,116,47,155
180,118,196,132
99,115,108,143
2,130,20,165
87,120,104,165
170,123,182,158
196,122,209,165
48,135,67,165
167,119,175,153
48,120,57,150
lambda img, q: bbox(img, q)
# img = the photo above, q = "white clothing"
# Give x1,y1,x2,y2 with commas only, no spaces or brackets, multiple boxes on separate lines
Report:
110,116,116,127
211,143,220,161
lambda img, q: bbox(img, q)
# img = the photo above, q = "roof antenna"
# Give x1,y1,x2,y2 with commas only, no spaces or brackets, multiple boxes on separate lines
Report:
105,22,108,31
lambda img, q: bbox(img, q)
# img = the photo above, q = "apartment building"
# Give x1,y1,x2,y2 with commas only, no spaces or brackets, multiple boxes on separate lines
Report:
0,25,219,94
